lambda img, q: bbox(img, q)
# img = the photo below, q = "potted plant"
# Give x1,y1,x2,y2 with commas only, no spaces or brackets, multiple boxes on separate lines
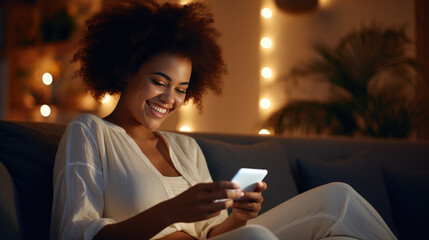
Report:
265,24,428,138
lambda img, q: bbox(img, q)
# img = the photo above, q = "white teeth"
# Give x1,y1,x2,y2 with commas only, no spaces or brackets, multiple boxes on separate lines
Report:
148,102,167,114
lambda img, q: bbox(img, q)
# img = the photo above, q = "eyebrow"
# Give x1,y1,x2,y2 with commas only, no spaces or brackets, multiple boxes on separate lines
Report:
152,72,189,85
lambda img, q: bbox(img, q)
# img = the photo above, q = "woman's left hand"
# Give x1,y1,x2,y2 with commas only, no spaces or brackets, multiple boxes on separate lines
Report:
206,182,268,238
230,181,267,221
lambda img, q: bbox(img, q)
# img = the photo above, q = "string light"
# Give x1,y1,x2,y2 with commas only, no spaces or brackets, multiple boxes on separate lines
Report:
258,129,271,135
179,126,191,132
42,73,53,85
261,37,272,48
259,98,271,109
261,67,273,78
261,8,272,19
40,104,51,117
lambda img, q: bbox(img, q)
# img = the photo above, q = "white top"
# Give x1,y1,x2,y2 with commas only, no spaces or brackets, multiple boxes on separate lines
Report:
164,176,191,196
50,114,227,240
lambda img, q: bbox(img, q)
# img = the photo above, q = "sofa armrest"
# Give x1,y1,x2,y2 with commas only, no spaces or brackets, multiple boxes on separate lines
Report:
0,161,23,240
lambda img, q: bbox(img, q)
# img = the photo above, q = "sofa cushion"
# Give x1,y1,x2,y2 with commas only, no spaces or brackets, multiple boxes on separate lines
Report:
382,168,429,240
296,153,397,235
0,121,65,239
195,138,298,214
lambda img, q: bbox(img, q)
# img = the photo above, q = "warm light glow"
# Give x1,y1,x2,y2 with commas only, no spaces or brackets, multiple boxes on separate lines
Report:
259,98,271,109
258,129,271,135
179,0,191,5
179,126,192,132
261,67,273,78
42,72,53,85
261,8,272,19
261,37,272,48
40,104,51,117
319,0,332,7
101,94,111,103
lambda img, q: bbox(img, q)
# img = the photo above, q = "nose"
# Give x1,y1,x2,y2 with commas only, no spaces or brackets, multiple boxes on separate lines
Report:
159,88,175,105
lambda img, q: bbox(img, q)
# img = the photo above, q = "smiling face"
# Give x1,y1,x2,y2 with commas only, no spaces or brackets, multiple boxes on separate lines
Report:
120,53,192,130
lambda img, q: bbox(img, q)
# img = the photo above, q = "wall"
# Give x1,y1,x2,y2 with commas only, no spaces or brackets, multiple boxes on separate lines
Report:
1,0,416,133
161,0,415,135
173,0,261,134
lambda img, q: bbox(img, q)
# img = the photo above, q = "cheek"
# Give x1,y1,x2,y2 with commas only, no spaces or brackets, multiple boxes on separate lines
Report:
175,95,186,108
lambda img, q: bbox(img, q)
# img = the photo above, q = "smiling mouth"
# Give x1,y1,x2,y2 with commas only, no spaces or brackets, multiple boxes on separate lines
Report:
147,101,168,114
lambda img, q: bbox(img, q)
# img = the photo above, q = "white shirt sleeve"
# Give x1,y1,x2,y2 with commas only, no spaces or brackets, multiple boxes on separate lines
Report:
50,122,116,240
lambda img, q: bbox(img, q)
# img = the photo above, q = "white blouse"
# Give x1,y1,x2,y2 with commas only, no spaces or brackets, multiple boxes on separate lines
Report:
50,114,227,240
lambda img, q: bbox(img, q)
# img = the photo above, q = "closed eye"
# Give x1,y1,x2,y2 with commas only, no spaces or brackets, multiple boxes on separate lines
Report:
151,79,166,87
176,89,187,94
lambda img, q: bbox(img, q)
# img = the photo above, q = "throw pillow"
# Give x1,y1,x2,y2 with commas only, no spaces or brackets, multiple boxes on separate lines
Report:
195,138,298,214
296,154,397,235
382,168,429,240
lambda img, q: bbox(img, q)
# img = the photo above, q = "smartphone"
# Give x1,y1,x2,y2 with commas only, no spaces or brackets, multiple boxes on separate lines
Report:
231,168,268,192
214,168,268,203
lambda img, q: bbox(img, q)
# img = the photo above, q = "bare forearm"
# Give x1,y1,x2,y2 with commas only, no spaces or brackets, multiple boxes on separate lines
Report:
94,200,173,240
207,212,247,238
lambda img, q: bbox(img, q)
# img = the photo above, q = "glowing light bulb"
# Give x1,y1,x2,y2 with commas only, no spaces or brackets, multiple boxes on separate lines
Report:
261,8,272,19
259,98,271,109
261,37,272,48
42,73,53,85
261,67,272,78
40,104,51,117
179,126,191,132
101,94,111,103
258,129,271,135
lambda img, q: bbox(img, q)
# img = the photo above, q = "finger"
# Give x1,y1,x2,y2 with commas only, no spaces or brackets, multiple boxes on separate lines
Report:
239,191,263,203
211,189,244,201
204,199,234,212
254,181,267,193
233,201,261,212
196,181,240,191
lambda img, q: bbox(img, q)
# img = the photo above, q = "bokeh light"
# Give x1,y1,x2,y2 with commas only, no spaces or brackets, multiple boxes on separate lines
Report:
42,73,53,85
259,98,271,109
179,126,191,132
258,129,271,135
40,104,51,117
261,8,273,19
261,37,272,48
261,67,273,78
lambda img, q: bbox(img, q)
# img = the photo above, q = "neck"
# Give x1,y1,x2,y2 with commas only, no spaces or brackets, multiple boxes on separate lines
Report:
104,98,156,141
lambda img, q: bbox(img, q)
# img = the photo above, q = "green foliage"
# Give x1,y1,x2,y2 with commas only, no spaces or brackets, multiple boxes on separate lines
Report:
40,8,75,43
266,23,428,138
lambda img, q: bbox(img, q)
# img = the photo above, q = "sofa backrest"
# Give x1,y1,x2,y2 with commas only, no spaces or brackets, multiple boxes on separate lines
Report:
1,120,429,239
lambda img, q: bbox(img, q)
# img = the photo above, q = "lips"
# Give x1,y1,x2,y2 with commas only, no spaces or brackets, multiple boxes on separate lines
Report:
146,101,169,116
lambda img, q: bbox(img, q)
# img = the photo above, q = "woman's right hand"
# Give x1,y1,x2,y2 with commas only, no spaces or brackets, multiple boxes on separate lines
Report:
164,181,243,224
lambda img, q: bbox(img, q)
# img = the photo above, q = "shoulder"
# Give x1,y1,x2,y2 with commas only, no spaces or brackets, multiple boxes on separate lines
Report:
68,114,115,133
70,114,104,128
64,114,115,140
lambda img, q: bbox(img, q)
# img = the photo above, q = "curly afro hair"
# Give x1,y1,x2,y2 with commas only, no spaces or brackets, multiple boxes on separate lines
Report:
73,0,226,111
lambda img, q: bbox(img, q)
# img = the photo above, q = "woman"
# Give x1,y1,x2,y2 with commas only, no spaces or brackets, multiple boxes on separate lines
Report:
50,1,397,239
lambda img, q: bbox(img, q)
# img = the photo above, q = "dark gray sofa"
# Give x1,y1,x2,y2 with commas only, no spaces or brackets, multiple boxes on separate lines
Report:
1,120,428,239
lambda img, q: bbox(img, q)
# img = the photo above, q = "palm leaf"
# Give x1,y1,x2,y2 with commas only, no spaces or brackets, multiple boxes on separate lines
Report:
266,23,421,138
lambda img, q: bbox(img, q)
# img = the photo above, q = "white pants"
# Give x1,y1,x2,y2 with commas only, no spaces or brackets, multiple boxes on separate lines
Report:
210,182,397,240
